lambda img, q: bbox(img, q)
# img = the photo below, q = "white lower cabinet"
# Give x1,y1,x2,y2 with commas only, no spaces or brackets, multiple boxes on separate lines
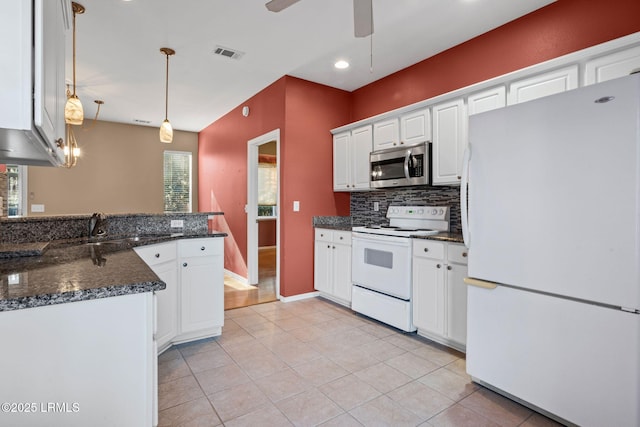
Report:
178,238,224,341
0,293,156,427
314,228,352,306
135,242,178,352
412,240,468,352
134,237,224,353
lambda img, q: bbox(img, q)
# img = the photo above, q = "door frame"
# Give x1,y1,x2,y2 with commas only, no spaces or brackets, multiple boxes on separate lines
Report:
247,129,280,297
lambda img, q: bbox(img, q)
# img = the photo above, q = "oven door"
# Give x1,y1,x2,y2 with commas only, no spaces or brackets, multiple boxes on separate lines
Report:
351,232,412,300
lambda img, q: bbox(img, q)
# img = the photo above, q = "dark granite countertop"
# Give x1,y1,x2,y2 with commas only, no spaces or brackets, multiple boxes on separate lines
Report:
0,231,227,312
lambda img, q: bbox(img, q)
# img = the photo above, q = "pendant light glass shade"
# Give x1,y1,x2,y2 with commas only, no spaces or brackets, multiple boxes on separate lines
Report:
160,119,173,143
160,47,175,143
64,95,84,125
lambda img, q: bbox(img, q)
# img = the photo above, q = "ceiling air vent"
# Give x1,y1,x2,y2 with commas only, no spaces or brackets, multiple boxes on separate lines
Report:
213,45,244,60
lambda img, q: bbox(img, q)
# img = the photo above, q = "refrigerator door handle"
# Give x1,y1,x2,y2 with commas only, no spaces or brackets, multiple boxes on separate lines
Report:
464,277,497,289
461,145,471,248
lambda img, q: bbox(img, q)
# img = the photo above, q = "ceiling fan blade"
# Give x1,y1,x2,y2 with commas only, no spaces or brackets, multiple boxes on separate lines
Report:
353,0,373,37
265,0,300,13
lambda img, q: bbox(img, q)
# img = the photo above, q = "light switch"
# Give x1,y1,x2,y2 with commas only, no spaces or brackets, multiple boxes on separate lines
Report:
170,219,184,228
293,201,300,212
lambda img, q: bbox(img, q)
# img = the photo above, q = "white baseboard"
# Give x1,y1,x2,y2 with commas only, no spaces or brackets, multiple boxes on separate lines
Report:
279,291,319,303
224,269,249,286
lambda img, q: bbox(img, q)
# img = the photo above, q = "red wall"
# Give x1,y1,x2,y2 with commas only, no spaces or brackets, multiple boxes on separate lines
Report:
199,78,287,278
200,0,640,297
199,76,351,296
351,0,640,121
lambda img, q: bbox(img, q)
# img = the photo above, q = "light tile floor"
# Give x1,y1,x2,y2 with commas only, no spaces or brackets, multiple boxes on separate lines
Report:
158,297,563,427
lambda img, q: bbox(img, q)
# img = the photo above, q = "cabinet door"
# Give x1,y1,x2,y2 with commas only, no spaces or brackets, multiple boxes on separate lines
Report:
508,66,578,105
333,241,352,303
314,239,333,294
34,0,65,158
400,108,431,145
351,125,373,190
180,255,220,334
152,260,178,351
467,86,506,115
446,262,468,347
432,98,466,185
412,256,445,335
333,132,351,191
584,45,640,85
373,118,400,151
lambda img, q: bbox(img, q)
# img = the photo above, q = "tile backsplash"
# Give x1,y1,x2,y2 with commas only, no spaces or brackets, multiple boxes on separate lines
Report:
350,186,462,233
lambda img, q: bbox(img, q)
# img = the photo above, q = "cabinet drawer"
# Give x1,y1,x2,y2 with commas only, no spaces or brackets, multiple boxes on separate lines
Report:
448,244,469,265
333,230,352,245
315,228,333,242
134,242,177,266
178,238,223,258
413,240,445,259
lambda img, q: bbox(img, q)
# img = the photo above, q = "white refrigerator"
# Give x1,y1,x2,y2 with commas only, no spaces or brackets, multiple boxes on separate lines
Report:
462,74,640,427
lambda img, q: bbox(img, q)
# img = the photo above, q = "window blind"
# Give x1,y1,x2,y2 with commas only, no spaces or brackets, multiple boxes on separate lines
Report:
164,151,192,213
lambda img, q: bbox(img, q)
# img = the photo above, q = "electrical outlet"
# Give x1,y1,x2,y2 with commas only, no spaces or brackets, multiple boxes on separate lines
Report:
373,201,379,212
293,201,300,212
31,204,45,213
170,219,184,228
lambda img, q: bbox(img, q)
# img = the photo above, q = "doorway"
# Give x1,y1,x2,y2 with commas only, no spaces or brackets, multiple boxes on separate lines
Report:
224,129,280,310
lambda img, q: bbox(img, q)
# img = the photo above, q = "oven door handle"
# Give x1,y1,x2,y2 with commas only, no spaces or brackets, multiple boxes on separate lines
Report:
403,149,411,180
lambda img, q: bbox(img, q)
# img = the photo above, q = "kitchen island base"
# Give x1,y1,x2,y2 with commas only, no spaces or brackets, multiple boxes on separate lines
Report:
0,292,156,427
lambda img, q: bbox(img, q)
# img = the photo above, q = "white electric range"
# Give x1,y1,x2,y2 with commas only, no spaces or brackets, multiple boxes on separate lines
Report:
351,206,450,332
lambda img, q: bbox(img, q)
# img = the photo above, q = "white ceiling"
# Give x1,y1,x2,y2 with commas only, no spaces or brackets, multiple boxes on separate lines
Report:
70,0,555,133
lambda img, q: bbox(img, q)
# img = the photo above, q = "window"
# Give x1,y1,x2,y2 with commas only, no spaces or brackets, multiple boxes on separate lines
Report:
258,158,277,217
6,165,25,217
163,151,192,213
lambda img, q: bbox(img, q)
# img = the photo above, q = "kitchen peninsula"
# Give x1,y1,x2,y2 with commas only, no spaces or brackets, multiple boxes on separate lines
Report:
0,212,226,427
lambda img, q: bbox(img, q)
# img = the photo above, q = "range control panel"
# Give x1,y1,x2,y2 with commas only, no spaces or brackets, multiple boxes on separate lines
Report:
386,205,449,220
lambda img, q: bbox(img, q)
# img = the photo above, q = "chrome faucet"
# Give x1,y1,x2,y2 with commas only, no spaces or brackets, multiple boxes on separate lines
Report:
89,212,107,238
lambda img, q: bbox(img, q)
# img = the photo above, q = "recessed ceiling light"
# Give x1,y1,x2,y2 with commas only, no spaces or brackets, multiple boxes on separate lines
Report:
334,60,350,69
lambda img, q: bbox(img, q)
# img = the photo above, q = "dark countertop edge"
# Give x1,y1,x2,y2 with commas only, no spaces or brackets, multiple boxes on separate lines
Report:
313,224,353,231
413,233,464,243
0,212,224,223
312,225,464,243
0,281,166,312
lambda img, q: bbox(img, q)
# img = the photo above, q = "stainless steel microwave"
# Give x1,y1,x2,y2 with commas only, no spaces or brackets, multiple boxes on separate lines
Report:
370,142,431,188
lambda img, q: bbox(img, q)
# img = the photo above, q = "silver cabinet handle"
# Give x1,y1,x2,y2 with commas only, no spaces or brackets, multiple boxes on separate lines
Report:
447,266,452,271
423,248,429,252
437,264,441,268
462,252,468,257
183,262,188,267
155,253,160,258
201,246,205,251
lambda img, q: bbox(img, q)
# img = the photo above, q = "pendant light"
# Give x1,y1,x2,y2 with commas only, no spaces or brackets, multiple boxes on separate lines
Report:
159,47,175,143
65,2,85,125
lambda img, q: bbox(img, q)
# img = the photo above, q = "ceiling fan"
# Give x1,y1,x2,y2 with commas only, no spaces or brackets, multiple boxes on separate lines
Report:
265,0,373,38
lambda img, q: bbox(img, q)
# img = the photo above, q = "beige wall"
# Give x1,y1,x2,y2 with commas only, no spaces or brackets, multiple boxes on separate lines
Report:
27,120,198,216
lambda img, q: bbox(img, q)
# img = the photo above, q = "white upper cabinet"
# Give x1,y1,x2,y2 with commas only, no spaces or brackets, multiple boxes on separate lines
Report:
432,98,466,185
584,45,640,85
507,65,578,105
467,86,506,115
34,0,66,151
332,132,350,190
373,118,400,151
400,108,431,145
333,125,372,191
